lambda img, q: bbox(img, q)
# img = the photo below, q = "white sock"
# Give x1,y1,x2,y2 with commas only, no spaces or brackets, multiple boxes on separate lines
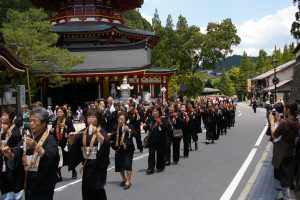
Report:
15,190,23,200
282,187,292,200
4,192,14,200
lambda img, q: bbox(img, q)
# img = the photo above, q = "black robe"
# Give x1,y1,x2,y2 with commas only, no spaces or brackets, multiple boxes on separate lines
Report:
14,128,59,200
69,127,110,190
0,126,23,194
205,109,217,140
110,125,135,172
51,118,75,166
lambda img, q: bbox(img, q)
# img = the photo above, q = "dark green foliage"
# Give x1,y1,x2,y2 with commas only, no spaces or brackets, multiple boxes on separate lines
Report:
214,68,235,96
124,10,153,31
0,0,32,27
291,0,300,40
1,8,84,95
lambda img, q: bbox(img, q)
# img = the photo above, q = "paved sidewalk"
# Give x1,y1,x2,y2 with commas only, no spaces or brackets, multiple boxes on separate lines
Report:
246,143,279,200
246,143,296,200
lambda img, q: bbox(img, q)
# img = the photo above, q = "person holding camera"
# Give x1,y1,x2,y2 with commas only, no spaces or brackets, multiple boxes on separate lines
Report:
269,103,299,200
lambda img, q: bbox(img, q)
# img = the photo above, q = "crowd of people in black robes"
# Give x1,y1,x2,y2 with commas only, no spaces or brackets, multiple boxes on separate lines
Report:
0,95,238,200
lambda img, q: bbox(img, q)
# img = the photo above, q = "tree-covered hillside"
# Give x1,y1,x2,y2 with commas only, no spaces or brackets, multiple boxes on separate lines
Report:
124,10,153,31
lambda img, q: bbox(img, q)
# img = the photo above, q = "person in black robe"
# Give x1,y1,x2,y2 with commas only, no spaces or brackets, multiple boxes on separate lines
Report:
146,106,166,175
163,105,173,166
2,108,59,200
0,107,23,200
68,108,110,200
188,106,199,151
109,112,135,189
205,101,217,144
127,103,143,153
50,106,76,181
171,106,183,164
179,104,190,157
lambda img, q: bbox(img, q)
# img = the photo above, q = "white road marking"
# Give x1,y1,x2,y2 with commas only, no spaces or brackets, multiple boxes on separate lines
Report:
238,113,242,117
55,153,149,192
254,125,268,147
219,124,268,200
220,149,257,200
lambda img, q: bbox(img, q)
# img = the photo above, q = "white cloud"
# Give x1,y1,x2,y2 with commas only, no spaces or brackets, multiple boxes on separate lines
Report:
141,13,153,24
232,6,298,56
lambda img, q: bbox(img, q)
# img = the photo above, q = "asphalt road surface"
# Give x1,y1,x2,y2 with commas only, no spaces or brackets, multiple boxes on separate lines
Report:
1,103,270,200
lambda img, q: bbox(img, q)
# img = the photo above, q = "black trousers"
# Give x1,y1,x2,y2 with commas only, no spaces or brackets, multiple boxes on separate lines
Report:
148,144,165,171
165,141,172,163
183,132,190,157
172,137,182,162
132,132,143,151
82,186,107,200
25,187,55,200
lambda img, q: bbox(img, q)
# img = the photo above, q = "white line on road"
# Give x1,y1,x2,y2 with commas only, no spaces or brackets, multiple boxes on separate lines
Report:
254,125,268,147
238,113,242,117
55,153,149,192
219,124,268,200
219,149,257,200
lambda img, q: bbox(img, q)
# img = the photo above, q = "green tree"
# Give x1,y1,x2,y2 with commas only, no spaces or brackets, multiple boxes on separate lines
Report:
227,66,240,95
180,73,204,98
236,52,256,99
256,49,272,74
0,0,32,26
214,68,235,96
124,10,152,31
281,44,295,63
180,18,241,74
1,8,84,95
291,0,300,40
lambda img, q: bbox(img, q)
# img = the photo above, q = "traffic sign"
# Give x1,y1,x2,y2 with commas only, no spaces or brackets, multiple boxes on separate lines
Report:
180,84,186,91
272,77,279,85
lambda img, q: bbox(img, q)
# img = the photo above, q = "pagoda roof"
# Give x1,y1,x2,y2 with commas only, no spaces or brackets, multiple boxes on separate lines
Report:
51,22,155,36
30,0,144,12
34,48,175,76
146,67,177,75
0,33,26,74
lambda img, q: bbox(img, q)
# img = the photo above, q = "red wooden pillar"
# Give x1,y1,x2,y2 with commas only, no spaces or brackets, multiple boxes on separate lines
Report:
40,78,47,104
99,77,103,99
138,76,141,95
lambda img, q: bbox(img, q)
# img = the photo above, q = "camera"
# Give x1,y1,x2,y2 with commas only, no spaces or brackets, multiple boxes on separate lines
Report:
271,110,276,116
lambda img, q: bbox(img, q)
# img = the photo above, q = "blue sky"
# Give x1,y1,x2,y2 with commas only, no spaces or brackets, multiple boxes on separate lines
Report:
139,0,297,56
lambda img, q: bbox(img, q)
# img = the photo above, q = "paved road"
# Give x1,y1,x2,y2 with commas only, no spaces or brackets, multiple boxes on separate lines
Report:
52,103,269,200
0,103,271,200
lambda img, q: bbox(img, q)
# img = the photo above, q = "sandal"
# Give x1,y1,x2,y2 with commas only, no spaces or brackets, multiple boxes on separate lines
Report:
119,181,126,187
123,183,131,190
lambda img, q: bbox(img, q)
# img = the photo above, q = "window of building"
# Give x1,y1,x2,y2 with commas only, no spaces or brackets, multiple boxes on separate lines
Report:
143,85,150,93
154,85,161,97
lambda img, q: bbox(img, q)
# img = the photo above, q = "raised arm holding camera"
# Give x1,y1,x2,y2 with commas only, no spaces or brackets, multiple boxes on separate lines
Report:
268,103,299,200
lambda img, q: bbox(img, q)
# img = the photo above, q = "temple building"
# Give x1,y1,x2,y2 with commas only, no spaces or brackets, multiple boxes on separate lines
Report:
0,33,27,106
30,0,175,106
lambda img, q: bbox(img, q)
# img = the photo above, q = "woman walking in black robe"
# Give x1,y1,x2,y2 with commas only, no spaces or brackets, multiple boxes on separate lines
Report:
50,106,76,181
109,112,135,189
68,108,110,200
205,101,217,144
146,106,166,175
0,107,23,200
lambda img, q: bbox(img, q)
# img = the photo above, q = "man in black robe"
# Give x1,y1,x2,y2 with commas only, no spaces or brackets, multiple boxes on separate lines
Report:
2,108,59,200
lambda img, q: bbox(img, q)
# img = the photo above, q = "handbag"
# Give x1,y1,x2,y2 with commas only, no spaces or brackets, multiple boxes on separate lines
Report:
173,129,183,138
143,134,150,148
